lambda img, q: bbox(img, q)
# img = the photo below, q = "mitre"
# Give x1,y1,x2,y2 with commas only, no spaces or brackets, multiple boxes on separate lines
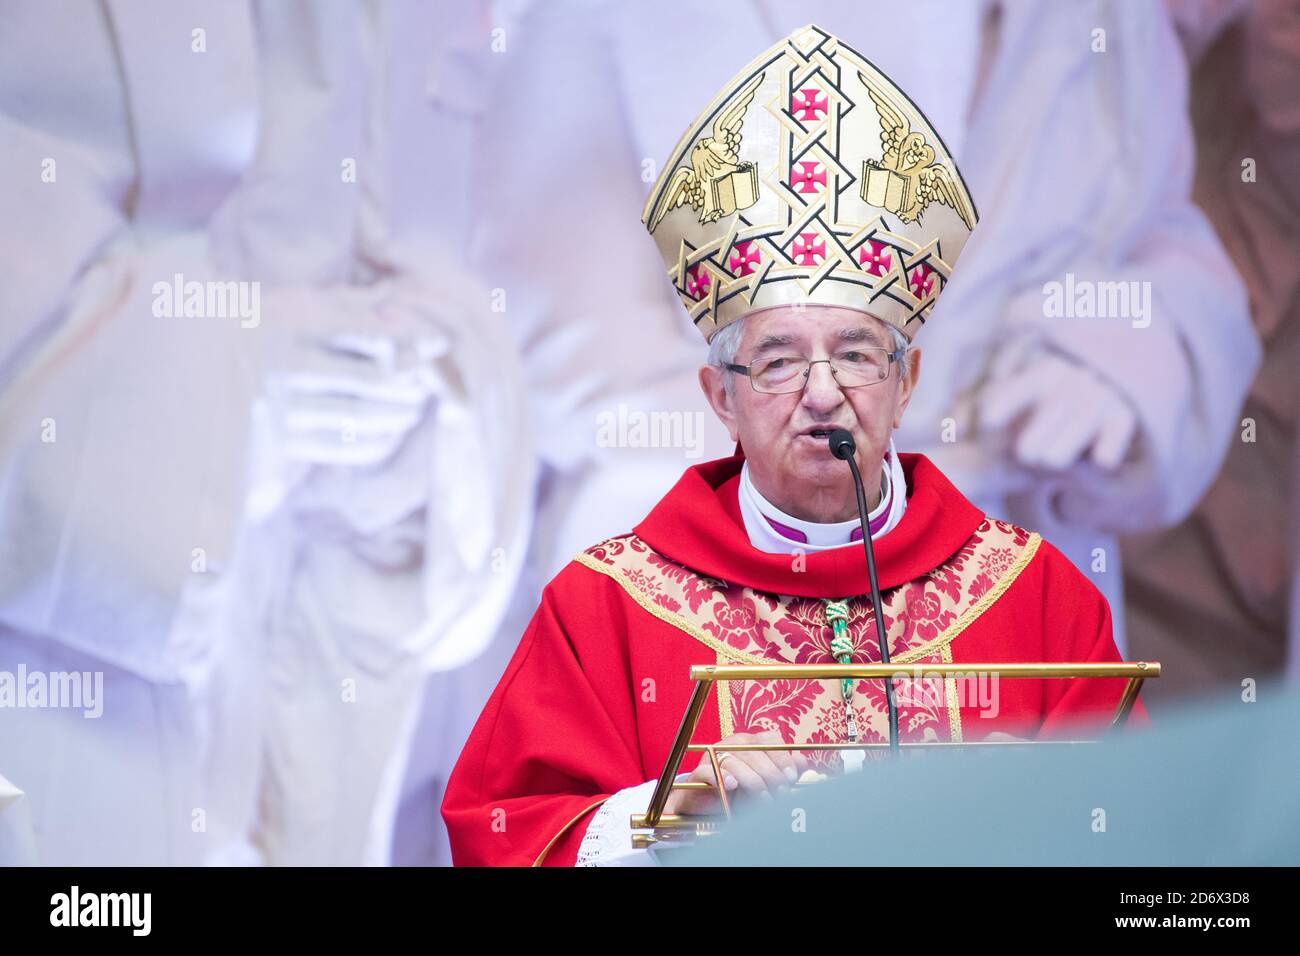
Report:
642,23,978,343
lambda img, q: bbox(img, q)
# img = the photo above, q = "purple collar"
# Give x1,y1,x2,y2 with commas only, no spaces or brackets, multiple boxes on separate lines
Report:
763,487,892,544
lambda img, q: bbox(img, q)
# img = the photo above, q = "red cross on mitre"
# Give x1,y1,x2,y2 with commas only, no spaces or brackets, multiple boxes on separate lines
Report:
791,160,827,194
685,263,712,300
792,86,828,122
792,232,826,266
858,239,894,277
728,240,761,276
908,261,938,299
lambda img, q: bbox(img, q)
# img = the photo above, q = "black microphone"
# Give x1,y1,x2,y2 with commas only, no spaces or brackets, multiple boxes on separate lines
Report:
828,428,900,753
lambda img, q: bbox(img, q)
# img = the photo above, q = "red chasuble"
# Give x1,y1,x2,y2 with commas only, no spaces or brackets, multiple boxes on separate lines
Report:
441,453,1150,866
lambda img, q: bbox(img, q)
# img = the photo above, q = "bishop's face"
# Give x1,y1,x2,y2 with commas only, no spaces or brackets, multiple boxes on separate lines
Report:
699,305,921,524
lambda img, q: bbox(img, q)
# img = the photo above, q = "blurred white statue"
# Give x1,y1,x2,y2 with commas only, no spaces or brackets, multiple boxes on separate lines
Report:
0,0,533,865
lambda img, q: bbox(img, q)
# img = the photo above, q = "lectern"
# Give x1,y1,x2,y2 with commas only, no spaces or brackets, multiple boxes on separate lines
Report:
631,661,1159,849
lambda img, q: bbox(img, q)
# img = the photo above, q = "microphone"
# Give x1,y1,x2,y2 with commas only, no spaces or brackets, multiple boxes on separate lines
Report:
827,428,900,754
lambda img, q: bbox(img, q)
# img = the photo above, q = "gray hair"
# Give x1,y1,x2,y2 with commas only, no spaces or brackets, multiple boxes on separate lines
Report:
709,315,911,395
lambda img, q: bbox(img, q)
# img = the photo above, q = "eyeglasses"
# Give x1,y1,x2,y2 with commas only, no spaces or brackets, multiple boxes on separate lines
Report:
724,347,903,394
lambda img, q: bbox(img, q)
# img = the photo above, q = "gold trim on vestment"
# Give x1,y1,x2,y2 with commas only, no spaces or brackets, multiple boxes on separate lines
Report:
531,797,610,867
572,532,1041,670
717,648,733,739
941,643,963,743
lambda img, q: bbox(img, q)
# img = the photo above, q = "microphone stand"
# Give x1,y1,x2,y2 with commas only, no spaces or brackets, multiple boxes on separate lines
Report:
830,430,900,754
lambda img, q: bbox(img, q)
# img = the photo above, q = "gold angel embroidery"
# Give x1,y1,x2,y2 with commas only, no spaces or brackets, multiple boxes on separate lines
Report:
645,73,764,231
860,78,976,230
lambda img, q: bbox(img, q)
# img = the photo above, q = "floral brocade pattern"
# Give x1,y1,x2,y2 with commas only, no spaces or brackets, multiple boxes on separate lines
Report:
581,519,1037,770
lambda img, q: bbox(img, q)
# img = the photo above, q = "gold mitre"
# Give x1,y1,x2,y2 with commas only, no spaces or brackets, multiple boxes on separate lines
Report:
642,23,978,343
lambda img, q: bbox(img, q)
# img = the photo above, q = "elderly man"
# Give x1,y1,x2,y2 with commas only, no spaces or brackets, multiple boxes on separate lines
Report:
442,24,1145,867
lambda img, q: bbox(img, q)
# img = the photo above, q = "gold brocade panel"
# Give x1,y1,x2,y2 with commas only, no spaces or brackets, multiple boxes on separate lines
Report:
577,519,1041,768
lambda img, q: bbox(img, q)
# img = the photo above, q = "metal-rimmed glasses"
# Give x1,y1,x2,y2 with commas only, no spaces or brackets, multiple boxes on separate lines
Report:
724,347,903,394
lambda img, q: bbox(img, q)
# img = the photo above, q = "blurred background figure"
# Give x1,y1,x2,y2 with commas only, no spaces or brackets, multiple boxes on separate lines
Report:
0,0,532,865
0,0,263,865
214,0,534,866
1123,0,1300,702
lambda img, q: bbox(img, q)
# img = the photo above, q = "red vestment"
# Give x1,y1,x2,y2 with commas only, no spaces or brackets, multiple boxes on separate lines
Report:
442,454,1149,866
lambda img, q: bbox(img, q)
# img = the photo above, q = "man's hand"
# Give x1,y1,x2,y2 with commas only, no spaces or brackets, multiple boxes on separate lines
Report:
979,350,1138,472
662,730,809,815
257,287,451,470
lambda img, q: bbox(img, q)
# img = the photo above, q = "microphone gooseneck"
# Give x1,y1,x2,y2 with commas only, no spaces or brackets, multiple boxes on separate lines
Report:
827,428,900,754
